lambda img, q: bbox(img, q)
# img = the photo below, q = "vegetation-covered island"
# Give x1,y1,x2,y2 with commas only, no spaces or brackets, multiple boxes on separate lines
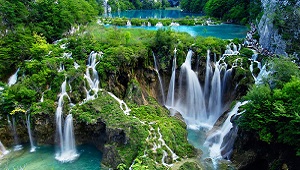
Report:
0,0,299,170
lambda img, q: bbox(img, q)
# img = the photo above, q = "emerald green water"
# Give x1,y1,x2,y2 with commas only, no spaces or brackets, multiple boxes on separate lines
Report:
111,9,203,18
0,145,102,170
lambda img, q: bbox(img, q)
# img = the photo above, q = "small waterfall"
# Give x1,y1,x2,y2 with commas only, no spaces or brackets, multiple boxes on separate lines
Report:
107,92,131,115
153,52,165,104
0,141,9,156
155,22,163,27
56,114,79,162
166,48,177,108
9,116,23,151
205,101,248,159
26,114,36,152
126,20,132,26
8,68,19,86
55,79,78,162
74,62,80,69
84,51,101,102
58,63,65,72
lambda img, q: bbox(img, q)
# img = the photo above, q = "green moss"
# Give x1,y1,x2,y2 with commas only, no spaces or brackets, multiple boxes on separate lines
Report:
179,162,201,170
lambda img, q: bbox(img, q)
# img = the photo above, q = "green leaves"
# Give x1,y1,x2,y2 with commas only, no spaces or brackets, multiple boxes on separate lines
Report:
239,77,300,154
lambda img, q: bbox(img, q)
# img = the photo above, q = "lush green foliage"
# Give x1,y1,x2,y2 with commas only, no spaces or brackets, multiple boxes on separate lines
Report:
0,0,101,81
107,0,170,11
239,57,300,156
180,0,262,24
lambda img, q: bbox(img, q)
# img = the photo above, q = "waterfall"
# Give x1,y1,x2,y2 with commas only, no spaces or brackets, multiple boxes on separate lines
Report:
8,68,19,86
207,63,222,124
84,51,101,102
0,141,9,156
175,50,207,126
107,92,131,115
205,101,248,159
56,114,79,162
204,50,212,99
26,114,36,152
166,48,177,108
126,20,132,26
9,116,23,151
55,79,78,162
153,52,165,104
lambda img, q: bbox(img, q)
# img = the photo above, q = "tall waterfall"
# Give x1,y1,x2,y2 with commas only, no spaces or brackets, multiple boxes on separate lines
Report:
26,114,36,152
55,79,78,162
173,50,207,127
166,50,230,128
0,141,9,156
8,68,19,86
166,48,177,108
153,52,165,104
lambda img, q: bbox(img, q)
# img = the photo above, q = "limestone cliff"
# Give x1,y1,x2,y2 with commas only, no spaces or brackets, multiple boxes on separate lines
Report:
258,0,300,56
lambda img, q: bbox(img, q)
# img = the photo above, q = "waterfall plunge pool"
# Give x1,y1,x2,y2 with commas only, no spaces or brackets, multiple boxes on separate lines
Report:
0,144,102,170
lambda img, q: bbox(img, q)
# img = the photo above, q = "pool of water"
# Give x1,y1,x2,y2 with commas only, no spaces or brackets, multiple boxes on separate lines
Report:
110,9,203,18
117,24,247,39
0,144,102,170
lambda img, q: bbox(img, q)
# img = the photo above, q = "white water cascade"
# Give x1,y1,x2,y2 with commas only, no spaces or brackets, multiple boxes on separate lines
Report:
83,51,101,102
153,52,166,104
26,114,36,152
55,79,78,162
166,50,230,128
0,141,9,157
8,68,19,86
173,50,207,127
56,114,79,162
205,101,248,159
166,48,177,108
8,116,23,151
107,92,131,115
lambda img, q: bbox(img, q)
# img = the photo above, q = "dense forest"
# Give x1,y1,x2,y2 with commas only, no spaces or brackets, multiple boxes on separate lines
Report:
180,0,262,24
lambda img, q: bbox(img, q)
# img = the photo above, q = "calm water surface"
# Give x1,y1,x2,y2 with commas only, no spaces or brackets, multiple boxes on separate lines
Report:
110,9,203,18
109,10,247,39
0,144,102,170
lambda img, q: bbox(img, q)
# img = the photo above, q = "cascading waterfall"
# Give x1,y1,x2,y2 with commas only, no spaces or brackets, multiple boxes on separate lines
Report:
152,52,165,104
84,51,101,102
0,141,9,156
205,101,248,159
175,50,207,127
166,48,177,108
26,114,36,152
8,68,19,86
55,79,78,162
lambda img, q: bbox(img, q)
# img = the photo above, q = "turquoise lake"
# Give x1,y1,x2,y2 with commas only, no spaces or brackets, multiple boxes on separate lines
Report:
0,145,102,170
110,10,248,39
110,9,203,18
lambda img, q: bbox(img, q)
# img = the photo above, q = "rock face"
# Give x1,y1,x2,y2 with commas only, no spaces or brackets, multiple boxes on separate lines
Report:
231,130,300,170
258,0,300,56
